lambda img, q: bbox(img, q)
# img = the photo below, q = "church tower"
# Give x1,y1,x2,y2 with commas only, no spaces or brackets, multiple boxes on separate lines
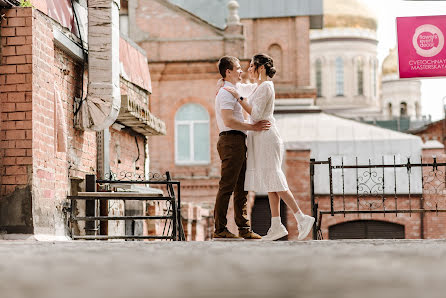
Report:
310,0,380,119
381,47,422,120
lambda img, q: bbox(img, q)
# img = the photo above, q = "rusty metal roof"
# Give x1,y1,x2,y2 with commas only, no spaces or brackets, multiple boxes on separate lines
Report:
32,0,151,93
120,36,152,93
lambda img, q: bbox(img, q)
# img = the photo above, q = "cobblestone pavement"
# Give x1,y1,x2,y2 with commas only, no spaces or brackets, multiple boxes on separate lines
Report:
0,239,445,298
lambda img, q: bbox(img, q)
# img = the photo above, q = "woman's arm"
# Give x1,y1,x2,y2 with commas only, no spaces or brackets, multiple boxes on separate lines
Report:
215,79,225,95
249,84,272,122
238,97,252,115
236,82,257,98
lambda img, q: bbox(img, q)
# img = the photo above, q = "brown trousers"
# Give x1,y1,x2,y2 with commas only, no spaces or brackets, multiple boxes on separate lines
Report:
214,134,250,233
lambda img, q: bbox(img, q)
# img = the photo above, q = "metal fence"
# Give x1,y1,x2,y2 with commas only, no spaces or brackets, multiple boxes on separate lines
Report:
310,156,446,240
66,171,185,241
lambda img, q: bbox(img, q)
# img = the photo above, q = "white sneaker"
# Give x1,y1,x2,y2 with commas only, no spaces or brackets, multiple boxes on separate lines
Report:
262,224,288,241
297,215,315,240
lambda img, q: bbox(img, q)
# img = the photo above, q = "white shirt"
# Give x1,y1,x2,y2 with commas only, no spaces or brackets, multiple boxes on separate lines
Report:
215,81,247,135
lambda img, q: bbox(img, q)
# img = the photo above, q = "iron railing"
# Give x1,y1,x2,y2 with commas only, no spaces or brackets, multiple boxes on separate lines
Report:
66,171,185,241
310,156,446,240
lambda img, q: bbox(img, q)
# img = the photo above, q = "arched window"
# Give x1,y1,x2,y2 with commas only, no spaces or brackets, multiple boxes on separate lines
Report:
388,103,393,118
400,102,408,117
415,102,420,118
268,44,283,79
335,57,344,96
175,103,210,164
315,59,322,97
329,220,405,239
372,59,377,97
357,59,364,95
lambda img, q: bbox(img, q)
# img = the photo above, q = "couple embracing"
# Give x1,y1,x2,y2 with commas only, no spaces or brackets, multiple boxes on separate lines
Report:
213,54,315,241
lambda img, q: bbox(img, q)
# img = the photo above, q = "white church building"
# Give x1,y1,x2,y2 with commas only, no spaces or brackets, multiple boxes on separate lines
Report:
310,0,425,129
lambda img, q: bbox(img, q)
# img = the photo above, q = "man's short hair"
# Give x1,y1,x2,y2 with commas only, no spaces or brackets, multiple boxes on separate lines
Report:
218,56,239,78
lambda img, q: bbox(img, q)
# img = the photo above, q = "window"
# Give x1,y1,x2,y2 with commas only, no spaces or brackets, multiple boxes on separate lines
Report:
316,59,322,97
268,44,283,79
175,104,210,164
335,57,344,96
357,59,364,95
120,0,129,36
372,59,377,97
415,102,420,118
400,102,408,117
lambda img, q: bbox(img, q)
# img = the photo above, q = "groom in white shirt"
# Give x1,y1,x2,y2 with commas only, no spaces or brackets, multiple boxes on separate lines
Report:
213,56,270,239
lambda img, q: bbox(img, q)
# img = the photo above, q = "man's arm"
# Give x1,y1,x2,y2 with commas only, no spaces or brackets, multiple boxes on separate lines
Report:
221,109,270,131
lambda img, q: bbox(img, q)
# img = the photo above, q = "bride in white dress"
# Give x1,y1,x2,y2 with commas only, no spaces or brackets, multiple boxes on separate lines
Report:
223,53,315,241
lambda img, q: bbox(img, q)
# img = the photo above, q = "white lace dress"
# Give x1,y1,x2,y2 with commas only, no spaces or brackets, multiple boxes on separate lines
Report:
236,81,289,193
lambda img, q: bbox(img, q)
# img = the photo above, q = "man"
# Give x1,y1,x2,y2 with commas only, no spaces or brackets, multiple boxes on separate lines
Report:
213,56,270,239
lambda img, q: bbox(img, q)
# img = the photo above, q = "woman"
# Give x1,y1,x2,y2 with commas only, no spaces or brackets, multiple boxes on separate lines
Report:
222,53,315,241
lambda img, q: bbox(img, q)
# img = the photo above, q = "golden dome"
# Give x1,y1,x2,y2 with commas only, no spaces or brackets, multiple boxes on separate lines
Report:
324,0,377,31
382,47,398,75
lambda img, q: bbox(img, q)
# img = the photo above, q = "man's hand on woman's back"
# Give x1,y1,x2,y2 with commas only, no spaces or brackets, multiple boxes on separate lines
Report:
251,120,271,131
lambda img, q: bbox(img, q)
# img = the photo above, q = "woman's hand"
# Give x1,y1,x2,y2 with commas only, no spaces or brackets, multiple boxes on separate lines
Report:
215,79,225,95
223,87,240,100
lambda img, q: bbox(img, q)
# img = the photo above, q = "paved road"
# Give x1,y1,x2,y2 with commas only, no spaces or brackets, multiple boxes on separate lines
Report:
0,239,445,298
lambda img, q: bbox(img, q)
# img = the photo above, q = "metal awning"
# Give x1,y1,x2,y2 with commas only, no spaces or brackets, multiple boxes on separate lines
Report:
116,95,166,136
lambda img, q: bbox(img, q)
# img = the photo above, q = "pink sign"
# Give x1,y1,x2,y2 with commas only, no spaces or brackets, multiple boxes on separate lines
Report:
397,15,446,78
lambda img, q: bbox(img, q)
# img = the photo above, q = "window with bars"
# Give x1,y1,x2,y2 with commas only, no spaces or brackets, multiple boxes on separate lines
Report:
335,57,344,96
175,104,210,165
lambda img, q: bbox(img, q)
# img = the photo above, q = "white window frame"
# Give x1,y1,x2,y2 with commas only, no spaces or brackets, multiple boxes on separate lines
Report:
175,115,210,166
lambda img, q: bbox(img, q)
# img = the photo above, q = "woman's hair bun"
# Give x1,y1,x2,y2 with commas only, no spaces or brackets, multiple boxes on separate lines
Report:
267,66,276,78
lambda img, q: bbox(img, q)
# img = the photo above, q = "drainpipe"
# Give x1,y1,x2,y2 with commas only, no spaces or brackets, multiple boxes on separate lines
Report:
85,0,121,132
84,0,121,235
84,0,120,180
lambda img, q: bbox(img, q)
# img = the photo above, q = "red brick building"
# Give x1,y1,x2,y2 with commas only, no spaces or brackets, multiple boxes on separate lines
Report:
0,1,165,239
3,0,444,242
123,0,322,240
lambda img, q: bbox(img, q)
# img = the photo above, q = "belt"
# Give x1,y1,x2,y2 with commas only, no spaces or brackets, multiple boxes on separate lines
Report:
219,130,246,137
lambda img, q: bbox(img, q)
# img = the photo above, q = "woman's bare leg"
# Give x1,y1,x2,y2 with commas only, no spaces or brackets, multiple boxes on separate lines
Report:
278,189,314,240
264,192,288,240
267,192,280,217
277,190,303,215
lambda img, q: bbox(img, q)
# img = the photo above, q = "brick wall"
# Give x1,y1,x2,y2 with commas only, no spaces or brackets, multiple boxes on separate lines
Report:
242,16,311,90
30,8,99,235
0,8,33,194
281,148,446,240
0,6,165,237
284,150,312,240
413,120,444,145
0,8,34,233
109,128,145,176
148,61,221,207
134,0,316,240
135,0,226,61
